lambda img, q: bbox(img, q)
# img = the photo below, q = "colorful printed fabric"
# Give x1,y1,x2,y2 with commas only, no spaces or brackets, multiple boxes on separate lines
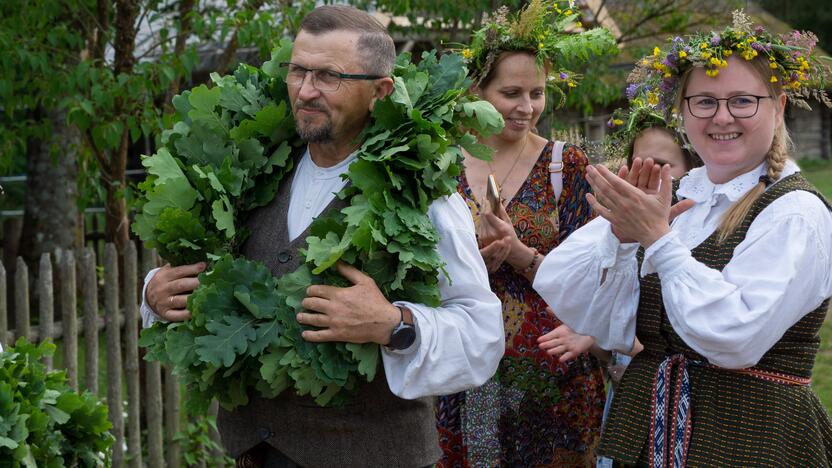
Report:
436,141,606,467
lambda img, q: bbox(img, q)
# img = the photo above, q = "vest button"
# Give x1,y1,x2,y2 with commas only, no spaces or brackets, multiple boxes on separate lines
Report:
277,251,291,264
258,426,271,440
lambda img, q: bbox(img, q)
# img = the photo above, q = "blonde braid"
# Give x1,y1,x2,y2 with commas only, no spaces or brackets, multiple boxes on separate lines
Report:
765,127,789,181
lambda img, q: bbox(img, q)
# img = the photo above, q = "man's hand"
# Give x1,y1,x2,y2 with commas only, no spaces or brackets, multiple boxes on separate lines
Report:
298,262,400,345
145,262,206,322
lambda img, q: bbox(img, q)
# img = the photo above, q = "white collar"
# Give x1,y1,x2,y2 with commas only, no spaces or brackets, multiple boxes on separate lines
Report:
299,147,358,179
677,160,800,203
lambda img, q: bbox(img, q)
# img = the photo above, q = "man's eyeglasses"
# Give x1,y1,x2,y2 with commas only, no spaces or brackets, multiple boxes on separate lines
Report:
683,94,772,119
279,62,384,93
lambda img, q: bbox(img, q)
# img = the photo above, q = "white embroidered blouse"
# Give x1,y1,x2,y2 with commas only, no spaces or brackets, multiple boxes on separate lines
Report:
533,160,832,369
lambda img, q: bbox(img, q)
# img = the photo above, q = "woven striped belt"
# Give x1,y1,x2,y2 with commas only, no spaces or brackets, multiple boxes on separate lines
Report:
647,353,811,468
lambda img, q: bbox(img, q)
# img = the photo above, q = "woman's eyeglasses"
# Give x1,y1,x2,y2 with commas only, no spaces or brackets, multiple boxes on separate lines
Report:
683,94,772,119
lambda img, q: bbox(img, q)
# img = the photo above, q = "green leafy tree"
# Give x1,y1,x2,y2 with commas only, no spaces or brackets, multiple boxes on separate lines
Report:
757,0,832,62
0,0,92,264
1,0,313,254
560,0,744,115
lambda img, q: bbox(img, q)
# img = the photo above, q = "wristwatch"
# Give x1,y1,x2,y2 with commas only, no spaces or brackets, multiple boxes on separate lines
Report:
386,306,416,350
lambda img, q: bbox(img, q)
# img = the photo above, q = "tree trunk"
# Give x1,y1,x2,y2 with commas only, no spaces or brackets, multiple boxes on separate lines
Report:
20,108,82,264
164,0,196,111
100,0,140,254
103,131,130,254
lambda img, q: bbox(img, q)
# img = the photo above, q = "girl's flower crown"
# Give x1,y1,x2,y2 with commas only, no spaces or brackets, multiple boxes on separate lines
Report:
628,10,832,118
603,102,674,162
459,0,616,108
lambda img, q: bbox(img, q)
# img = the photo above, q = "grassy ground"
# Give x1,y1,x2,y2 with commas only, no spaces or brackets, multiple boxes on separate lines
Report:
802,158,832,413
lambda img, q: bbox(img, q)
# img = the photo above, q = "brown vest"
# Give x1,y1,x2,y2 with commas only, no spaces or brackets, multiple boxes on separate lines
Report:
599,173,832,465
216,164,441,468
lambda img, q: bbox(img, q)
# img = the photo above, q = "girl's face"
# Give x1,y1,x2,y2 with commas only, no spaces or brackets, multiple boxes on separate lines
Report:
681,56,785,184
632,127,689,178
476,52,546,143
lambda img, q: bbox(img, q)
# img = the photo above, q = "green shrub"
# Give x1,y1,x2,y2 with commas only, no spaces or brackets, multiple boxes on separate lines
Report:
0,338,113,467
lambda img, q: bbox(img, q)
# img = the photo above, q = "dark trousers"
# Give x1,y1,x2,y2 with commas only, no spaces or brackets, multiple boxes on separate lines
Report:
236,443,303,468
236,442,438,468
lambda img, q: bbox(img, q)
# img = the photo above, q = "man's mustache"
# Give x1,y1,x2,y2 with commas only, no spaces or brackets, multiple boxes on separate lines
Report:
295,100,329,115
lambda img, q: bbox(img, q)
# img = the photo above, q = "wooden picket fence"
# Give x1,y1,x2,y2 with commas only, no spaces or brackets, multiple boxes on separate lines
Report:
0,241,217,467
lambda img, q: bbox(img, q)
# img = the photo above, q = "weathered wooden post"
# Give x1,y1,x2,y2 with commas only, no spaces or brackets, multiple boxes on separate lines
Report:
61,251,78,389
14,257,29,342
0,261,7,348
104,244,124,466
142,247,164,467
165,366,181,467
38,253,54,368
81,247,98,394
123,242,142,467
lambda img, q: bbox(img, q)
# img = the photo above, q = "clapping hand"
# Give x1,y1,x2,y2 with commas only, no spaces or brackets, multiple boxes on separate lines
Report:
586,158,694,248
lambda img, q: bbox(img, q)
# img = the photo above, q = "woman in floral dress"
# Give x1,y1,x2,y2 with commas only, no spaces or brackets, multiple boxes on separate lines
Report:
436,2,613,466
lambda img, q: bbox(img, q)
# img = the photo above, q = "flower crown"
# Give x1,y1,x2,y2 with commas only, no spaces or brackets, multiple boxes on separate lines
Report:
603,102,674,162
627,10,832,118
460,0,616,108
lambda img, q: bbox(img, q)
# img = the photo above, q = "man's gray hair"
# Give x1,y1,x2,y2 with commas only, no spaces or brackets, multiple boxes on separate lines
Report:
299,5,396,76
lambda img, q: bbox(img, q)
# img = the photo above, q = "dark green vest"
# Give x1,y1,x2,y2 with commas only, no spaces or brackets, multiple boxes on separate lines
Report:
216,163,441,468
600,173,832,466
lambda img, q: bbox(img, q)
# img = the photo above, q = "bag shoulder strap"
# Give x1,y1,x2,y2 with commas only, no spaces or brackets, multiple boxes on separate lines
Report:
549,140,566,204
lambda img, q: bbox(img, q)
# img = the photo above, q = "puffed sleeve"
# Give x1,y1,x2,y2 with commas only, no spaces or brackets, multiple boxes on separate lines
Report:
381,193,505,398
642,191,832,368
533,216,641,353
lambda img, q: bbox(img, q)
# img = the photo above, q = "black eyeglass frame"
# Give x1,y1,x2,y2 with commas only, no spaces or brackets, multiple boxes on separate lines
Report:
279,62,384,92
683,94,773,119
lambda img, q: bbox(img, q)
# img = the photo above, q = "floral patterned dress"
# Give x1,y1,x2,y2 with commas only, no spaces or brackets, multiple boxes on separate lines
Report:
436,141,606,467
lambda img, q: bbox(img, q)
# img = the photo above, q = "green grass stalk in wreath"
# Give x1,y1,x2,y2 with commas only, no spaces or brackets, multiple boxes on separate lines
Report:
603,102,675,163
134,41,504,413
459,0,617,109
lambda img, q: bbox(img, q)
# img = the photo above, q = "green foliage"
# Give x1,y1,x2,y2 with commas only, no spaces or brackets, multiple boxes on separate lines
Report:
801,158,832,197
0,0,91,174
0,338,113,466
1,0,313,241
140,46,503,412
461,0,617,109
757,0,832,55
175,402,234,467
367,0,525,28
132,40,298,266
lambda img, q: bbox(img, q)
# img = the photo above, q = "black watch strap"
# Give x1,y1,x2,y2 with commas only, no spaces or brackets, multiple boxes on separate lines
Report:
386,306,417,350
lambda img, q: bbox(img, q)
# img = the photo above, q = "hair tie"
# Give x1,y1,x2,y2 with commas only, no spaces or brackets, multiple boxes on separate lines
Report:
759,175,773,186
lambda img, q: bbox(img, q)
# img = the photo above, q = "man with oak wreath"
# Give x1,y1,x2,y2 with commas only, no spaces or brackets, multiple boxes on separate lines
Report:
140,5,503,467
